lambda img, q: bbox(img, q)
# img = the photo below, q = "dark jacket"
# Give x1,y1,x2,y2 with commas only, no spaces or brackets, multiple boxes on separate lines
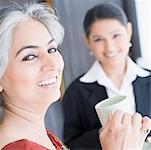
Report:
62,74,151,150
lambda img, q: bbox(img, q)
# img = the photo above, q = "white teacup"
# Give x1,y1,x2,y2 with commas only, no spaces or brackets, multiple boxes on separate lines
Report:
95,95,128,126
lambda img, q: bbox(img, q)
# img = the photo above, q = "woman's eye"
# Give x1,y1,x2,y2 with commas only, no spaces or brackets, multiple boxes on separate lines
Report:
113,34,121,38
94,38,103,42
22,54,37,61
48,48,58,53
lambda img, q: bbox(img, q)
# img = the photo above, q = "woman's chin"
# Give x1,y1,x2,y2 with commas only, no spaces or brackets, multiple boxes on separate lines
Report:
49,91,61,104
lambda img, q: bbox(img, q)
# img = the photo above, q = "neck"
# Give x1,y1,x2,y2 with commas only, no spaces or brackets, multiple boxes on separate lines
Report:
0,100,56,149
0,105,52,149
100,58,127,89
3,101,47,133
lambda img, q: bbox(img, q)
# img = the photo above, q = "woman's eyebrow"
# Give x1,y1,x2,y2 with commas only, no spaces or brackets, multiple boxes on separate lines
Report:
110,29,121,34
48,39,55,45
15,39,55,57
91,35,103,39
15,45,38,57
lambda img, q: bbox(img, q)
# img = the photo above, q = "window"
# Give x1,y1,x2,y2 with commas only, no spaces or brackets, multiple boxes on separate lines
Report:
135,0,151,69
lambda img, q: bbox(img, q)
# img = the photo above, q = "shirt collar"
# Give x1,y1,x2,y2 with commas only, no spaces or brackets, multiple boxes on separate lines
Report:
126,57,150,78
79,57,150,85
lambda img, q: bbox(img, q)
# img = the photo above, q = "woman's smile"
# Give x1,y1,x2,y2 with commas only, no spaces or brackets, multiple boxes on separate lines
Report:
37,76,58,88
104,50,121,59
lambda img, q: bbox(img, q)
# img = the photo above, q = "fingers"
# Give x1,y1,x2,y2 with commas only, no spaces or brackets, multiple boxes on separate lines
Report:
101,110,151,150
113,110,124,124
132,113,142,129
104,113,113,127
104,110,124,127
105,110,151,134
122,113,132,125
142,116,151,129
106,110,132,126
141,116,151,136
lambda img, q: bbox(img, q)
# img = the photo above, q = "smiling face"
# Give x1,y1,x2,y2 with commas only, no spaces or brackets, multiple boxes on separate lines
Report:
0,19,64,111
86,19,132,68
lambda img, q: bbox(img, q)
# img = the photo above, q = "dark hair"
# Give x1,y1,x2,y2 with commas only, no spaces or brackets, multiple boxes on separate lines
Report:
83,3,128,37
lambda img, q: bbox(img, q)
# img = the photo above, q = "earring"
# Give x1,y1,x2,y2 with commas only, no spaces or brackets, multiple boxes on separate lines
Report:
89,51,93,56
129,42,132,48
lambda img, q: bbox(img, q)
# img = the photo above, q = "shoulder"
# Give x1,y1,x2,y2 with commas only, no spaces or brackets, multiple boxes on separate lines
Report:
134,69,151,85
66,74,99,92
142,68,151,74
68,74,86,87
62,73,106,103
1,139,44,150
62,74,95,102
1,140,30,150
138,68,151,79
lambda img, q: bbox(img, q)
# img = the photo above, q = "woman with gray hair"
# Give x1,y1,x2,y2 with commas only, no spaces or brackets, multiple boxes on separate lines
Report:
0,2,66,150
0,2,150,150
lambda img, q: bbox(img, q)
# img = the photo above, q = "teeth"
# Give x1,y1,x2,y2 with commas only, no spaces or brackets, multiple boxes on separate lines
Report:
105,52,118,58
38,77,57,86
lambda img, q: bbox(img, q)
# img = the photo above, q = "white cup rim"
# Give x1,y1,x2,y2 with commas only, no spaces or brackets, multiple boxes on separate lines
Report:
95,95,127,109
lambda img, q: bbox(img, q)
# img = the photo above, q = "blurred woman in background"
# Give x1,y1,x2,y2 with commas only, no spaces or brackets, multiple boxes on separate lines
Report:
62,3,151,149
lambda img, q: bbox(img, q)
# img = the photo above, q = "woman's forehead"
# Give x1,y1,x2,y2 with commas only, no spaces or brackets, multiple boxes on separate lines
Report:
12,20,53,47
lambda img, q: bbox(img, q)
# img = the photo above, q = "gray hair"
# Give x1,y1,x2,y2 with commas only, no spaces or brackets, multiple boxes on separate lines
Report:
0,2,64,121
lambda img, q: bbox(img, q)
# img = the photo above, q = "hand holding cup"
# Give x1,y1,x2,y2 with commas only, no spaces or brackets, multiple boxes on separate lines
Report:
99,110,151,150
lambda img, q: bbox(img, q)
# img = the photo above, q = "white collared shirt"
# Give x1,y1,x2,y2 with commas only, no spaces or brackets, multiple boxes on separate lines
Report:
80,57,150,114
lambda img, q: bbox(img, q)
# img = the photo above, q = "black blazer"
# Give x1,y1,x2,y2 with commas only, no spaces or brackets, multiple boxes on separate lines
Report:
62,74,151,150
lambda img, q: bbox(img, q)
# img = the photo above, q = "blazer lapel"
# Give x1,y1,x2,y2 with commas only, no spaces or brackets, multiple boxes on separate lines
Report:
84,82,108,108
133,76,151,117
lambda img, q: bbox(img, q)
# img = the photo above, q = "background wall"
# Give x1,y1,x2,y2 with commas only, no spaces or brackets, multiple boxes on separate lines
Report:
135,0,151,69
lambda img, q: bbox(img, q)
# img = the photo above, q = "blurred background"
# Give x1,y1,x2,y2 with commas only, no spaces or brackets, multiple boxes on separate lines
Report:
52,0,151,89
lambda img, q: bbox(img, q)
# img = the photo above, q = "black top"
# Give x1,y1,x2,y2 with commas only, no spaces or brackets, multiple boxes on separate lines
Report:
62,74,151,150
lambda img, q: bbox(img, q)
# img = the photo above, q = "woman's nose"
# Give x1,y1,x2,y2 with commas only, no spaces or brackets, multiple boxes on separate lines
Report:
40,54,58,72
105,40,115,52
